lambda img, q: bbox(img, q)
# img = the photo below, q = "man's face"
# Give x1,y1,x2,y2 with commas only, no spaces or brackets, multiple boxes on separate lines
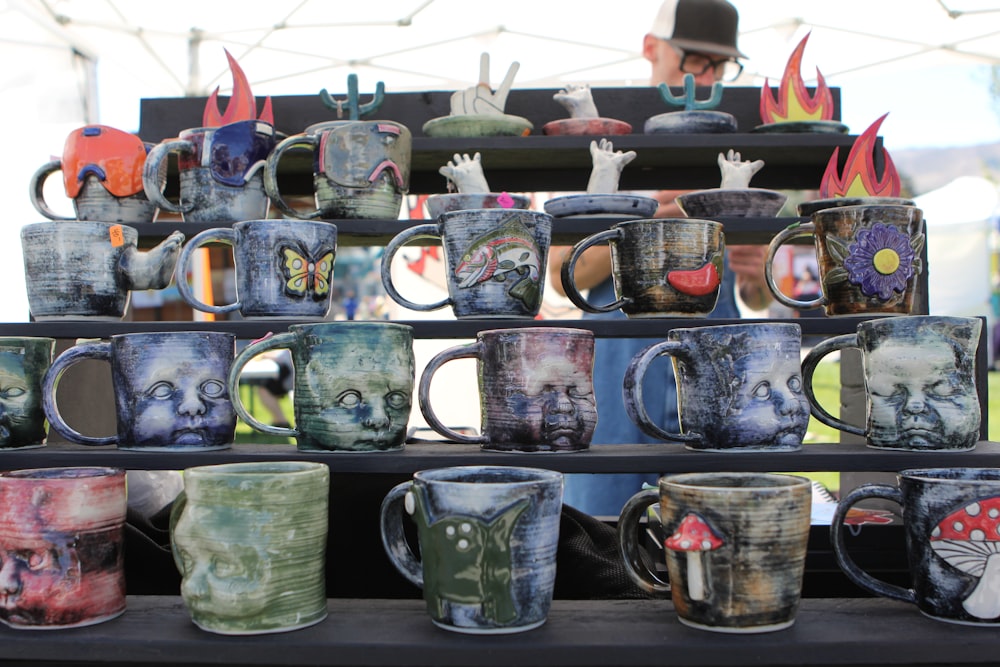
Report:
647,38,721,87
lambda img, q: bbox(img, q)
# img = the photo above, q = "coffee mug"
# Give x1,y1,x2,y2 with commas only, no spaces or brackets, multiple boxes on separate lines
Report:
381,209,552,319
171,461,329,635
229,322,414,452
142,120,276,223
380,465,563,634
832,468,1000,625
0,337,55,450
0,467,126,629
43,331,237,451
765,204,925,316
561,218,725,317
624,323,810,451
802,316,982,451
265,120,411,220
29,125,159,223
619,472,812,633
419,327,597,452
21,221,184,320
176,219,337,319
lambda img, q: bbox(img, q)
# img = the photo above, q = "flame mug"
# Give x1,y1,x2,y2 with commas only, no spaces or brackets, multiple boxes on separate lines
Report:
380,466,563,634
42,332,237,451
419,328,597,452
142,120,276,223
802,315,982,451
21,221,183,320
765,204,925,316
832,468,1000,625
0,337,55,450
0,467,126,629
265,120,411,220
229,322,414,452
171,461,329,635
561,219,725,318
623,323,810,451
29,125,161,223
619,472,812,633
175,219,337,319
381,209,552,319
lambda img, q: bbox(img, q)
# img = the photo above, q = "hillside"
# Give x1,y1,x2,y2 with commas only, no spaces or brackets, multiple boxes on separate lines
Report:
893,142,1000,195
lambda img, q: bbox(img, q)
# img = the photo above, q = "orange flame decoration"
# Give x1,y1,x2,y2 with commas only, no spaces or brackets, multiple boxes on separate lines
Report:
203,49,274,127
760,33,834,124
819,113,901,198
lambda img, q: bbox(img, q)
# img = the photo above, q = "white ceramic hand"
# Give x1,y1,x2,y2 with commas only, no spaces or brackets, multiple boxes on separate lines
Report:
718,149,765,189
449,53,520,116
586,139,636,194
553,84,600,119
438,152,491,193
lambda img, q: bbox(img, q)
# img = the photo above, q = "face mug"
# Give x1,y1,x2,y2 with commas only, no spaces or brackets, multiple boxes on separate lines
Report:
802,315,982,451
623,323,810,451
0,337,55,450
229,322,415,452
42,331,237,451
418,327,597,452
380,465,563,634
175,219,337,320
560,218,725,318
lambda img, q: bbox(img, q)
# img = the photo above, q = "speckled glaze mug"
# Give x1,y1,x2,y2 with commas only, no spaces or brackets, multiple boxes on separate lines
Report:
802,316,982,451
832,468,1000,625
380,466,563,634
561,218,725,317
0,337,55,450
619,472,812,633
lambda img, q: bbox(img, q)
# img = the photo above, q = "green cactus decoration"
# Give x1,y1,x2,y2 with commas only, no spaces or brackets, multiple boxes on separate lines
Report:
657,73,723,111
319,73,385,120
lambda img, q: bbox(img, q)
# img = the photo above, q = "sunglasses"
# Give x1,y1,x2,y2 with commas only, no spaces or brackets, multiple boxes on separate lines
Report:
62,126,148,198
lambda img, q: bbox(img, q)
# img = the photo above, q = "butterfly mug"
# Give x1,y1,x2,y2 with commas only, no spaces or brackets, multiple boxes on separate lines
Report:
175,219,337,320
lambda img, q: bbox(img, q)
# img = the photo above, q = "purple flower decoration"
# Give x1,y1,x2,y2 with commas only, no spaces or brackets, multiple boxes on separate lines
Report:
843,222,915,300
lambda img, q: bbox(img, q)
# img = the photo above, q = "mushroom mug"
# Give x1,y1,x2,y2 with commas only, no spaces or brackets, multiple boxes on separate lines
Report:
832,468,1000,625
618,472,812,633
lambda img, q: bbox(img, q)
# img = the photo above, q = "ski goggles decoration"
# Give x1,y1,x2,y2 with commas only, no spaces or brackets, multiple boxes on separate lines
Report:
177,120,276,188
318,121,410,190
62,125,148,198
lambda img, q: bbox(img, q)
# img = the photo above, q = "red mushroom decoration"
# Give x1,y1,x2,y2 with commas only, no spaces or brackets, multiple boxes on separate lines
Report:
930,497,1000,619
664,512,724,601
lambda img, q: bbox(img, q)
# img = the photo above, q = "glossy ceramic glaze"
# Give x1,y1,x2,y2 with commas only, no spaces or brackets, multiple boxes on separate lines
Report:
423,193,530,219
0,338,55,450
419,328,597,452
675,188,787,217
380,466,563,634
171,461,329,635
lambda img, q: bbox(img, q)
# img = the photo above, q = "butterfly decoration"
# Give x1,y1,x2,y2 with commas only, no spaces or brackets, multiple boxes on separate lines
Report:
278,243,335,300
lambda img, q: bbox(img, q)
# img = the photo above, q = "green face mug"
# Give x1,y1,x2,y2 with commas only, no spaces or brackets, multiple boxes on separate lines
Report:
0,337,55,450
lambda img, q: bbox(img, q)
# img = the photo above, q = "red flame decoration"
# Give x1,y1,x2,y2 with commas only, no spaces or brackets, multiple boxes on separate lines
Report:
819,113,901,198
203,49,274,127
760,33,834,124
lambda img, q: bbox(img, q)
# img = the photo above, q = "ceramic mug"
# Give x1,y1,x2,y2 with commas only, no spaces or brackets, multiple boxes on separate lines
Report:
623,323,810,451
802,316,982,451
619,472,812,633
229,322,414,452
21,221,184,320
176,219,338,319
832,468,1000,625
561,218,725,317
0,337,56,450
43,331,237,451
380,465,563,634
29,125,160,223
265,120,411,220
142,120,276,223
765,204,925,316
171,461,329,635
381,209,552,319
419,327,597,452
0,467,126,629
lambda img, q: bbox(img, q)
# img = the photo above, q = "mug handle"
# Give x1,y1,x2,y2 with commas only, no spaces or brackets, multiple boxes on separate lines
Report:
830,483,916,604
622,340,695,443
618,487,671,598
264,133,321,220
227,333,298,438
169,489,188,575
42,341,117,446
801,334,866,437
379,480,424,588
380,224,450,312
418,342,486,444
29,160,73,221
560,228,629,313
142,139,195,213
175,228,240,315
764,222,826,310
